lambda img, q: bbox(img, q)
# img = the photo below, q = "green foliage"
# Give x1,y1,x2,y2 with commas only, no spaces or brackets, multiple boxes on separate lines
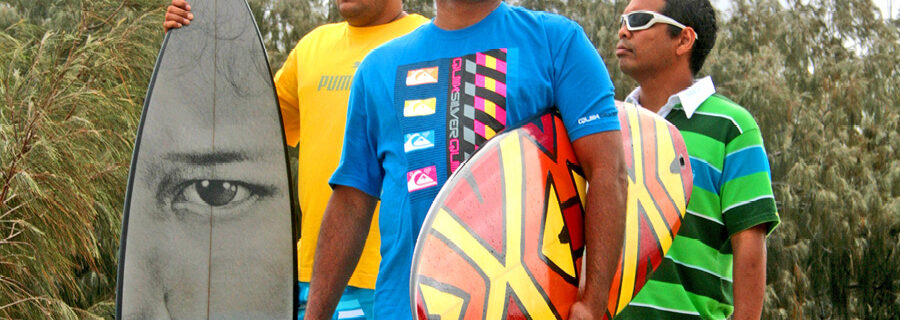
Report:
1,0,897,319
709,0,900,318
0,0,161,318
248,0,331,69
0,3,19,30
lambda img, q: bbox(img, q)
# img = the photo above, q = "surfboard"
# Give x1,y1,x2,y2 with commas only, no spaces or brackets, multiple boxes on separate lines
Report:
410,102,692,319
116,0,297,319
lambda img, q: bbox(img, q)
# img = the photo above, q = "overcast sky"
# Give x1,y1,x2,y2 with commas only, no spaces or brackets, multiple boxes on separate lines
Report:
873,0,898,18
711,0,898,19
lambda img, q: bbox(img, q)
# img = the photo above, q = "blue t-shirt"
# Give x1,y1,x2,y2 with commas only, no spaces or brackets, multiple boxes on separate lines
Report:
330,3,619,318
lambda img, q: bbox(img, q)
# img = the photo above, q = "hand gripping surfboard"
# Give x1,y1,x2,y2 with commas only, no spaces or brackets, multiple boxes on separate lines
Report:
410,102,692,319
115,0,297,318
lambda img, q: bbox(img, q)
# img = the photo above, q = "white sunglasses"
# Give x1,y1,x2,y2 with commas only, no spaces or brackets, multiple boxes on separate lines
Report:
620,10,687,31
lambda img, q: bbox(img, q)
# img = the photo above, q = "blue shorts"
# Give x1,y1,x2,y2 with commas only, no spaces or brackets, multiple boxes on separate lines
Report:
297,281,374,320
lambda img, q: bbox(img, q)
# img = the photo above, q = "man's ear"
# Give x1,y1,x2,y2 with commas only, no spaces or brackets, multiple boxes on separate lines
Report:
675,26,696,56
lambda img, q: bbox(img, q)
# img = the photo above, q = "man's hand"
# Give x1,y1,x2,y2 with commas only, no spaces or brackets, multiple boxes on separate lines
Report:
163,0,194,32
568,300,599,320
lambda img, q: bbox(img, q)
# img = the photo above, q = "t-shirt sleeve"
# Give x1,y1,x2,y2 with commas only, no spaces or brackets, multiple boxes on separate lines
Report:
274,44,302,147
549,18,619,141
329,65,384,198
720,127,780,236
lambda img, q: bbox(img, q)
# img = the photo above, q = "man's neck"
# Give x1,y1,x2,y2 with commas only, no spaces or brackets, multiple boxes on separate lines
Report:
346,4,407,27
635,68,694,113
433,0,501,30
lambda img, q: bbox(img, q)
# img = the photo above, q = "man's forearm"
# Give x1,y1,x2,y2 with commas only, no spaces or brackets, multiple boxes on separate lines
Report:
581,160,626,308
572,131,627,313
304,186,377,320
731,224,767,320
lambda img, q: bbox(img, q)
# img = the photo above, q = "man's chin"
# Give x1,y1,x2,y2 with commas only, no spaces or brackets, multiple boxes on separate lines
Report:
616,61,633,76
338,3,365,20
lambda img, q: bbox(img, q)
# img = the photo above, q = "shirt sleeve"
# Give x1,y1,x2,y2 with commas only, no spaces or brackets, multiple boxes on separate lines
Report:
274,44,302,147
329,64,385,198
549,18,619,141
720,127,780,236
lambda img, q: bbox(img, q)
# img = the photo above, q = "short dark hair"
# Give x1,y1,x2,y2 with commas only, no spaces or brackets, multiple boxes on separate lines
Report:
661,0,717,75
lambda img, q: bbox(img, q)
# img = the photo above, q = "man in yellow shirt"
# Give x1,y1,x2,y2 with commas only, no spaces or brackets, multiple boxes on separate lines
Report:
164,0,428,318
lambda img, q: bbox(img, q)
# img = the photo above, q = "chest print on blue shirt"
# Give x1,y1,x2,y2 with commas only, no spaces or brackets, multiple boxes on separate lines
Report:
394,48,510,195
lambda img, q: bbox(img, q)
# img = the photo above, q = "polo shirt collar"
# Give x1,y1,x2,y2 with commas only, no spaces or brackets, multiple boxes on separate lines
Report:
624,76,716,119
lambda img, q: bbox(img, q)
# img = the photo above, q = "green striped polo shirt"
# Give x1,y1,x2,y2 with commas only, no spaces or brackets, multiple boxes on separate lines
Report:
618,79,780,319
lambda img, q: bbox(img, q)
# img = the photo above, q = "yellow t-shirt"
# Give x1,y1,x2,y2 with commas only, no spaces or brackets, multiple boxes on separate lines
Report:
273,14,429,289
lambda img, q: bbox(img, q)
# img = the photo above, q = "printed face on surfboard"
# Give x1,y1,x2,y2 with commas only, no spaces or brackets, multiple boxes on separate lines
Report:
141,87,286,226
120,2,293,318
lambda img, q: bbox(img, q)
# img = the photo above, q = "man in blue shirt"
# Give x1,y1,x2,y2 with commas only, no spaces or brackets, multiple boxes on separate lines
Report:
306,1,628,319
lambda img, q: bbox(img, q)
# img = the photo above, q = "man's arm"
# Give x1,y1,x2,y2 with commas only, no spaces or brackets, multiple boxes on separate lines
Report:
273,48,302,146
304,185,378,320
568,130,627,319
731,224,768,320
163,0,193,32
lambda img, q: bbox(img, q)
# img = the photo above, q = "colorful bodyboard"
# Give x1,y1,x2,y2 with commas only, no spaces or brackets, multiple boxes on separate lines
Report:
410,102,692,319
116,0,297,318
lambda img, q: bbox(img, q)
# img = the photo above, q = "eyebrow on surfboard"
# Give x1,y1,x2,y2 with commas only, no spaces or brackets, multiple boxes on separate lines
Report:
164,151,252,165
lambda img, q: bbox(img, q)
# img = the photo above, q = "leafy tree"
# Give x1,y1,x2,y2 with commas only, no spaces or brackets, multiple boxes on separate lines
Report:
712,0,900,318
1,0,161,318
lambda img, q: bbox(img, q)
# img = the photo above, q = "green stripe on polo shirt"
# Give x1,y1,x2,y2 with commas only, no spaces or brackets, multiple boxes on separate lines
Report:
624,280,734,320
620,280,704,320
707,94,759,131
686,187,722,221
681,131,725,171
676,211,729,252
650,257,734,306
667,108,740,145
724,128,764,153
721,172,775,209
666,237,732,277
723,197,779,235
616,304,703,320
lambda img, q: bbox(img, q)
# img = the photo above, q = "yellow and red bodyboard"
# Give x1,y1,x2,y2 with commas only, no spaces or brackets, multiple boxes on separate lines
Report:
411,102,692,319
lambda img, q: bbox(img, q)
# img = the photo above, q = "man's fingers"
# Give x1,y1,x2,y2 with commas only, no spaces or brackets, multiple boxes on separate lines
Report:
163,0,192,32
165,11,191,26
163,21,183,32
166,6,193,21
172,0,191,11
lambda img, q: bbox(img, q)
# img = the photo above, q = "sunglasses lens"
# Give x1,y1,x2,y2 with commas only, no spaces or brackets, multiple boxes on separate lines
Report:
627,12,654,29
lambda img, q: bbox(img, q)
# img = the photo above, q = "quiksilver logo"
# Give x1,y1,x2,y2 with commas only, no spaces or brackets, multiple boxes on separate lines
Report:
404,131,435,152
404,98,437,117
407,166,438,192
406,67,439,86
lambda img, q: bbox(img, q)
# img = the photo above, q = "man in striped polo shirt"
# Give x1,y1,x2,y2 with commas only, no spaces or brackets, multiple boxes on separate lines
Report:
614,0,780,318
